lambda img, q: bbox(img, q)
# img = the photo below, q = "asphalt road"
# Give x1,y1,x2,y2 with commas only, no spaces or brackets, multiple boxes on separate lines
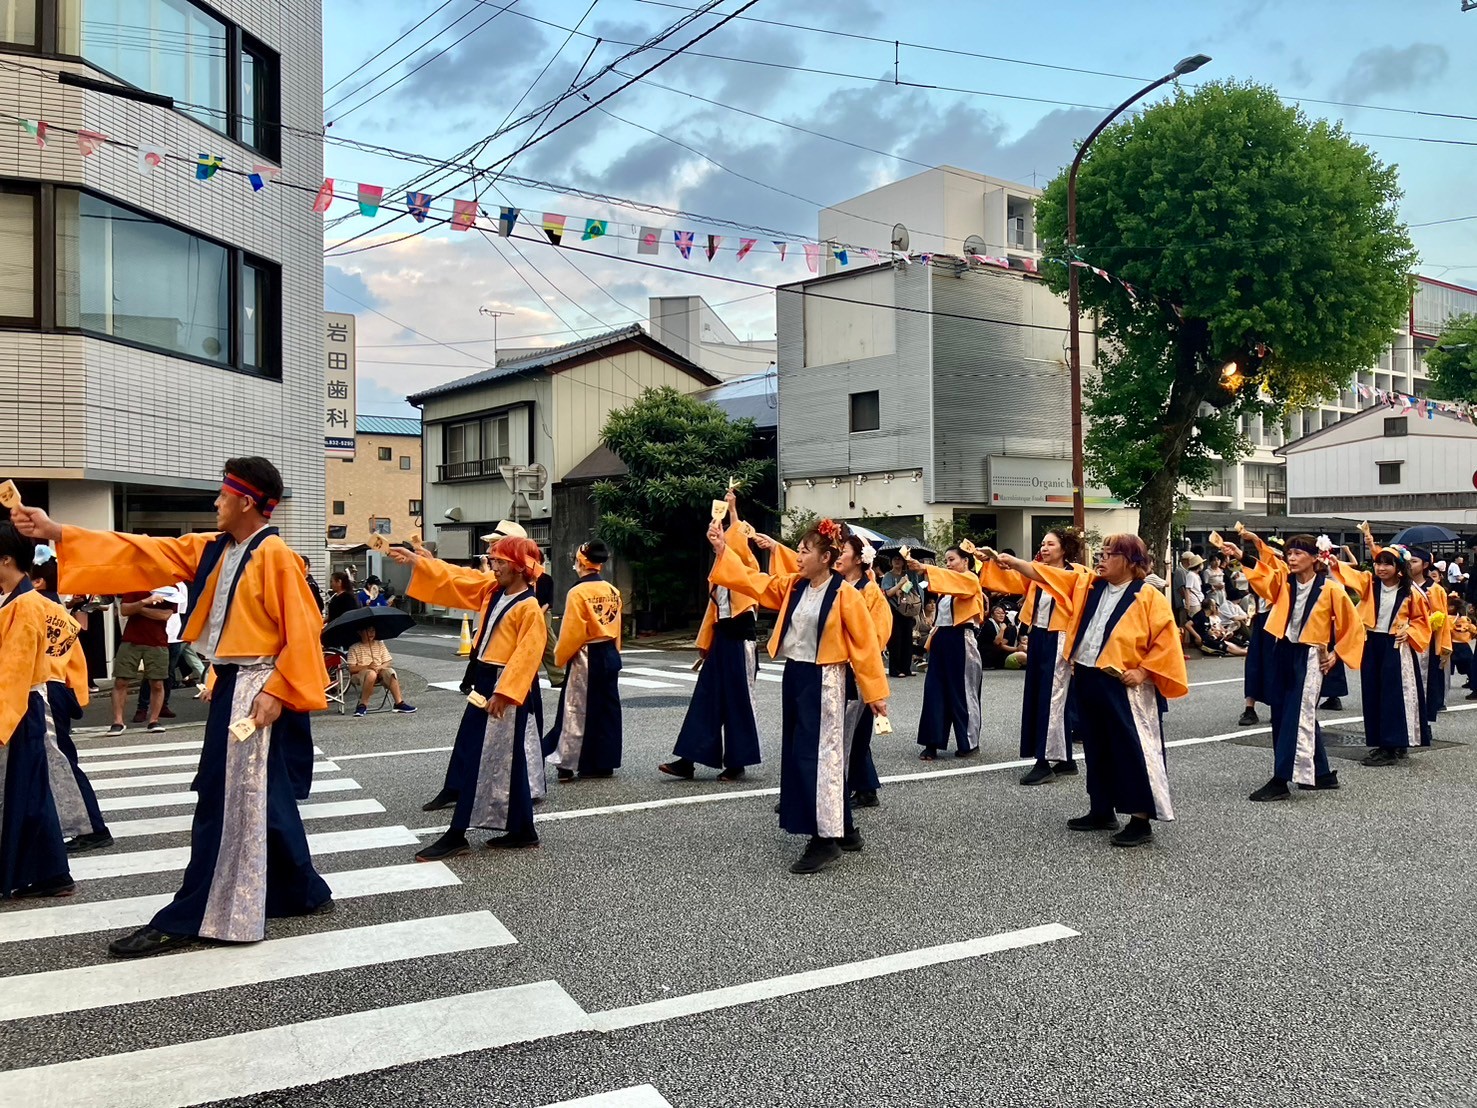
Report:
3,638,1474,1108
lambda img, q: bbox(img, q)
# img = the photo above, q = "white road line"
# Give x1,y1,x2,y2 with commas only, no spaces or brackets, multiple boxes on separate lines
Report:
89,762,341,791
0,981,592,1108
541,1087,674,1108
621,648,662,654
0,910,516,1022
756,673,783,683
108,799,386,838
589,924,1078,1032
1189,677,1244,687
0,862,461,945
81,754,211,772
97,777,361,812
77,742,325,760
70,825,419,880
617,676,681,689
332,745,454,762
622,666,698,684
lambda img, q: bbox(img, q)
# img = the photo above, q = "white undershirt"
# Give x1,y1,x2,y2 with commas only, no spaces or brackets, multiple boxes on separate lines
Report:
1287,577,1316,643
1033,592,1054,629
1375,584,1399,633
714,585,732,620
1076,581,1129,666
780,582,827,663
936,595,955,628
199,525,272,664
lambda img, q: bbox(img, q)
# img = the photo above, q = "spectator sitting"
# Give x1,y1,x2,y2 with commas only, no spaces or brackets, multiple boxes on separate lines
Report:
111,590,176,733
326,571,361,624
980,604,1024,669
1210,585,1251,640
346,626,417,717
1189,598,1248,657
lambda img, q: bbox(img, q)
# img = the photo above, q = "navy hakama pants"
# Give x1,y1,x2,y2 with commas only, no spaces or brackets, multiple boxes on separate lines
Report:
442,662,544,798
1071,666,1174,822
1243,610,1273,705
1020,627,1074,763
546,640,623,773
1268,640,1333,785
843,667,878,794
0,690,71,897
1321,658,1349,700
43,681,108,838
917,625,982,753
779,660,853,839
1360,631,1428,750
673,624,762,770
151,665,330,942
1453,640,1473,686
448,663,541,838
1424,641,1447,721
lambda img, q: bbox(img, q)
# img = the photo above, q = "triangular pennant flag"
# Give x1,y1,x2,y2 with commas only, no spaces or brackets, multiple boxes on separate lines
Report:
707,235,723,260
313,178,335,214
452,199,479,231
638,227,661,255
357,184,384,217
832,245,848,266
773,241,787,260
803,243,821,273
75,130,107,157
195,153,223,181
920,251,934,266
862,248,879,262
499,207,519,237
582,218,608,241
248,165,279,192
543,213,566,245
674,231,694,259
406,192,431,223
736,238,756,261
20,119,47,147
136,143,167,174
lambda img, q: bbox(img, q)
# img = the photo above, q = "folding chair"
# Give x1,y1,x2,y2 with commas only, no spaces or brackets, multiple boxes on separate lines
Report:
324,651,352,715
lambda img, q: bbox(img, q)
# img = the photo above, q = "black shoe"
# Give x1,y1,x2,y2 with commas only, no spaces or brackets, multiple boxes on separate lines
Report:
485,832,540,850
1111,818,1154,848
840,828,864,852
1361,748,1397,767
108,926,194,958
1019,761,1054,786
1467,690,1477,701
789,837,843,874
659,758,695,780
716,766,745,782
955,747,980,759
579,769,614,779
1298,771,1341,791
1319,697,1343,711
13,875,76,899
1249,777,1290,803
420,789,457,812
415,831,470,862
773,801,782,813
1237,708,1259,726
1395,747,1409,760
852,790,879,808
918,748,938,761
309,898,336,916
1052,760,1079,777
66,830,114,853
1067,811,1119,832
557,768,576,782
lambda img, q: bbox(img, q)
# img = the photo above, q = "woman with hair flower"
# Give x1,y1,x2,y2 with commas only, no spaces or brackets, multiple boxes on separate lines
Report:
834,529,892,810
904,546,986,760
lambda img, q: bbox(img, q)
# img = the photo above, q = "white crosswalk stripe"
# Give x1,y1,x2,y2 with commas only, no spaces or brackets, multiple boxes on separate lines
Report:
107,798,386,838
89,761,341,790
76,741,324,760
70,825,420,880
97,775,361,811
541,1087,675,1107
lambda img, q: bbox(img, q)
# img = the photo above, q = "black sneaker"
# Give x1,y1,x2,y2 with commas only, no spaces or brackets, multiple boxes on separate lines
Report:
773,801,782,813
1298,771,1340,791
108,926,194,958
1361,748,1397,767
556,768,575,782
955,747,980,759
415,831,470,862
107,723,125,735
421,789,457,812
789,837,843,874
13,875,76,899
1052,760,1079,777
1067,810,1120,832
658,758,695,780
1466,690,1477,701
1019,761,1055,786
485,831,540,850
840,828,864,852
578,769,614,779
1111,818,1154,848
716,767,746,782
309,898,336,916
1237,707,1259,726
393,702,418,714
1249,777,1290,803
1395,747,1409,760
1319,697,1343,711
146,721,167,733
66,830,114,854
852,790,879,809
918,748,938,761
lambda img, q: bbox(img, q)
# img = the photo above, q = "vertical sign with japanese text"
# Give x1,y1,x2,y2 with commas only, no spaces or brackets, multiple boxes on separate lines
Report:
324,312,357,457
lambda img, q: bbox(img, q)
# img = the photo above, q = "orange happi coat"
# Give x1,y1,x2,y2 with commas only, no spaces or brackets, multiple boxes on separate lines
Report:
696,521,761,652
1066,578,1189,700
1241,536,1365,670
977,559,1091,632
0,586,79,741
555,575,623,667
1328,559,1431,656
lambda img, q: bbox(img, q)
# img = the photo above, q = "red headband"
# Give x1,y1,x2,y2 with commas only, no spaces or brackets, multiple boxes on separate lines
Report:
222,473,279,518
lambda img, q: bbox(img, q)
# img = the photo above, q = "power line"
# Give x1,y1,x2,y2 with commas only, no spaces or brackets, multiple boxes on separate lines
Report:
322,0,462,96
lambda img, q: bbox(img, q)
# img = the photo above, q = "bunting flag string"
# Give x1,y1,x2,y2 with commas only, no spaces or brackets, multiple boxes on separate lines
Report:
674,230,694,259
499,207,519,237
638,226,661,255
313,178,335,214
707,234,722,261
803,242,821,273
774,242,787,260
248,164,279,192
583,218,608,241
737,238,756,261
452,199,479,232
19,119,46,147
357,184,384,217
195,153,223,181
136,143,166,174
406,191,432,223
75,130,107,157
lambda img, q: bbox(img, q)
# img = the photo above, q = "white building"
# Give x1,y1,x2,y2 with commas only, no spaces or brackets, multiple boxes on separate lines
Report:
1,0,325,566
647,295,775,380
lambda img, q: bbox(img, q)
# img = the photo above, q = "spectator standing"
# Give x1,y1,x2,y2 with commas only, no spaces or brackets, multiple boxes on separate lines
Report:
136,582,188,721
304,568,324,615
325,571,360,624
111,590,175,734
1180,552,1205,644
1171,556,1189,639
880,554,923,678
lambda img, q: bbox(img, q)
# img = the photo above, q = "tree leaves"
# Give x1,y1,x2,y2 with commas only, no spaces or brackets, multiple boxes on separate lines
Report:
1426,314,1477,402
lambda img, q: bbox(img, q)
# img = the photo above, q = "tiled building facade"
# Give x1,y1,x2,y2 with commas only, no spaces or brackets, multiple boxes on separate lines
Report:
325,416,423,543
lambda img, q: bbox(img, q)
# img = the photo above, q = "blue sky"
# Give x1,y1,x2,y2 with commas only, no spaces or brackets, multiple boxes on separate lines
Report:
318,0,1477,416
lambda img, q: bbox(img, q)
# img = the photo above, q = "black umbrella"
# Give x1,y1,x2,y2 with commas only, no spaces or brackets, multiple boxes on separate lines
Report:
876,536,937,560
321,606,416,651
1390,524,1460,546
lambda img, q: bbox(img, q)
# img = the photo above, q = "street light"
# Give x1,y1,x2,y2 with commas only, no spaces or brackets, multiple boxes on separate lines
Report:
1067,53,1212,529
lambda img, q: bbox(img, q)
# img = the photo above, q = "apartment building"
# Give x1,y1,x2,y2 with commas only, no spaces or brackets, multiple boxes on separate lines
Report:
325,415,422,543
0,0,325,565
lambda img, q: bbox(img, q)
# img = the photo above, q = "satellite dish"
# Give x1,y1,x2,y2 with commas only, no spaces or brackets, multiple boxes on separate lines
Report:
963,234,987,259
442,507,463,522
891,223,910,252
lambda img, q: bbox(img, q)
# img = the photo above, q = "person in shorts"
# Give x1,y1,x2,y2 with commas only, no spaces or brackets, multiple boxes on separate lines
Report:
111,591,175,733
346,626,417,718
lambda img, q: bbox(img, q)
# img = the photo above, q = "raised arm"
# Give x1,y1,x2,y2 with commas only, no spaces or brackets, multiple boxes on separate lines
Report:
398,550,495,612
54,526,216,595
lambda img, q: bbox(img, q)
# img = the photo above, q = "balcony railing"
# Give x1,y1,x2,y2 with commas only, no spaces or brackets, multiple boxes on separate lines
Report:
436,456,511,482
1008,228,1034,250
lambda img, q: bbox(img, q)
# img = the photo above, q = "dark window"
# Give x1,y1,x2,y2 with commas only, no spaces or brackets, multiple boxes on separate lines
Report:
327,525,347,539
0,185,38,324
371,517,391,534
1378,461,1402,485
239,36,281,159
441,414,510,479
408,499,422,515
850,390,880,433
331,500,344,515
399,456,411,470
1383,417,1408,438
242,257,280,374
378,447,392,462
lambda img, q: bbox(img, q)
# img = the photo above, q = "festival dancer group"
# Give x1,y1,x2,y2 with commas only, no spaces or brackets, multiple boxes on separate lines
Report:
0,456,1458,953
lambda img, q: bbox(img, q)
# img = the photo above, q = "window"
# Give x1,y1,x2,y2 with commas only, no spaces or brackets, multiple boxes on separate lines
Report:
408,499,422,515
1,0,37,45
239,37,281,159
377,447,392,461
327,525,347,539
331,501,344,516
442,413,511,479
242,258,280,373
370,518,391,535
399,456,411,470
0,188,37,323
1378,461,1402,485
81,0,229,131
849,390,880,433
1383,417,1408,438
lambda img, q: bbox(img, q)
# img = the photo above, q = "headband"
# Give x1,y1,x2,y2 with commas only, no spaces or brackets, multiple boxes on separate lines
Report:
1381,544,1412,564
576,546,599,573
222,473,279,518
489,536,542,579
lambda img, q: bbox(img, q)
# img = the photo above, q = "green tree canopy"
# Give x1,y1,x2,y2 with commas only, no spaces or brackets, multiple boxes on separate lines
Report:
1426,313,1477,402
1034,80,1417,561
593,385,774,623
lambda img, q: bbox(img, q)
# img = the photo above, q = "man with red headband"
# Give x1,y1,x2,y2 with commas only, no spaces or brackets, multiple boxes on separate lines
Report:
12,456,332,956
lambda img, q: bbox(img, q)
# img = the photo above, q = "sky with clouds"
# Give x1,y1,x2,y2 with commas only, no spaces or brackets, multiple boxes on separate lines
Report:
318,0,1477,417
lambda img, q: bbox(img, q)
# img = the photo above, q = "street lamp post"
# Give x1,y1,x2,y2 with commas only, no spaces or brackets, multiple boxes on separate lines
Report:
1067,53,1212,530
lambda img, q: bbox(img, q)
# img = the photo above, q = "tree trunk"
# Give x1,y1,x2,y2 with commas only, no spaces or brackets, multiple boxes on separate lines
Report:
1136,344,1207,576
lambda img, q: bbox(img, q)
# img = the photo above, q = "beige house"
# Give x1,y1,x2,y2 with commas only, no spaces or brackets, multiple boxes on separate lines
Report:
408,325,718,590
325,416,423,543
